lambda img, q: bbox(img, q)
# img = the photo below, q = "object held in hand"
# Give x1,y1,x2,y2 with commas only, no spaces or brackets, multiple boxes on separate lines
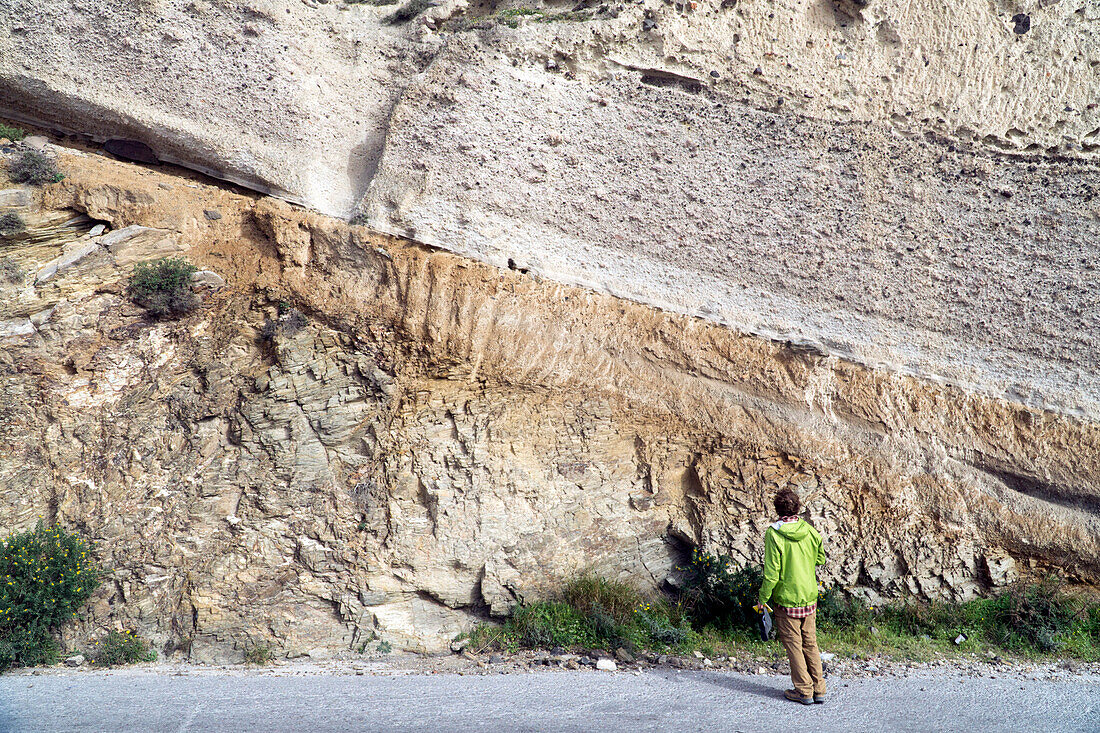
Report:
757,607,773,642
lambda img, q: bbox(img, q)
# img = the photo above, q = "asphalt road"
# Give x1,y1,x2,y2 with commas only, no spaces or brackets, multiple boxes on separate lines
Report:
0,668,1096,733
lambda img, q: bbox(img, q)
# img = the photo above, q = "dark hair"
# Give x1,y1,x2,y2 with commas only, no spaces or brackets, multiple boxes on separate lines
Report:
774,488,800,517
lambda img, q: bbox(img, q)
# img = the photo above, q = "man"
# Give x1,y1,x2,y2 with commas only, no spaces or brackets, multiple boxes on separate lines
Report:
755,488,827,705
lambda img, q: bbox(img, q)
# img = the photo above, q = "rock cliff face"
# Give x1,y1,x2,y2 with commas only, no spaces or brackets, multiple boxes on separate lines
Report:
1,147,1097,659
3,0,1099,420
0,0,1098,661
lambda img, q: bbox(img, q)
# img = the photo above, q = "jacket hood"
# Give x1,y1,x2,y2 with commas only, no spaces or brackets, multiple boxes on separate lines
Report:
770,519,811,541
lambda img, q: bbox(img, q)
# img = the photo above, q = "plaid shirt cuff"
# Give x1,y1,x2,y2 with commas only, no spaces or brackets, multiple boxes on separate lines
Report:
779,602,817,618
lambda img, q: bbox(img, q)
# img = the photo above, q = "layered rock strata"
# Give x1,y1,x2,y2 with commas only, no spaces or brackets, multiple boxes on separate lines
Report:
1,147,1097,658
2,0,1098,423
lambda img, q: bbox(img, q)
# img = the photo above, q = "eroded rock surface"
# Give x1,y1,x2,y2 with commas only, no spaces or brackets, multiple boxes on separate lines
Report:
1,149,1097,660
2,0,1098,425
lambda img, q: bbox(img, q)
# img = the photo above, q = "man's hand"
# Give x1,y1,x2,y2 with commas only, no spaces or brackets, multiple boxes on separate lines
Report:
753,602,772,614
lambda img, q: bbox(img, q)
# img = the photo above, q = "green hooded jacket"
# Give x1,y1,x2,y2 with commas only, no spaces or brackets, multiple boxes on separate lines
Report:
758,519,826,608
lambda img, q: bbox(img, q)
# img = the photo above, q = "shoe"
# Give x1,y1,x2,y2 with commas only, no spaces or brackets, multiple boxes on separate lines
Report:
813,694,826,704
784,689,814,705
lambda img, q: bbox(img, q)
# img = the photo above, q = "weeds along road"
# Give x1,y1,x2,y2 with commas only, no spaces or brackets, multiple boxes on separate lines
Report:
0,667,1096,732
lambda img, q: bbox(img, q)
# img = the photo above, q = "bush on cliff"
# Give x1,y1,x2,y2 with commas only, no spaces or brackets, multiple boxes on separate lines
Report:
0,522,101,671
127,257,199,318
0,123,26,142
8,148,63,186
0,212,25,238
0,257,23,284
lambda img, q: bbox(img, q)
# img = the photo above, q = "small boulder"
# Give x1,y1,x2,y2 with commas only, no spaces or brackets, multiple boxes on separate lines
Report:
64,654,85,667
203,209,222,221
595,658,617,672
191,270,226,289
89,224,107,237
0,187,33,208
614,648,635,664
450,637,470,654
305,647,331,660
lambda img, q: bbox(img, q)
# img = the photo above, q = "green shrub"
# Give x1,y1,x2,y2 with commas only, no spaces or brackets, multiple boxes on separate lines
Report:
9,149,63,186
679,549,762,631
244,644,273,665
127,257,199,318
0,626,57,670
985,578,1079,652
0,257,23,283
91,630,157,666
509,601,600,649
0,522,101,671
0,123,26,142
634,606,689,646
886,599,937,636
817,586,875,630
0,212,25,238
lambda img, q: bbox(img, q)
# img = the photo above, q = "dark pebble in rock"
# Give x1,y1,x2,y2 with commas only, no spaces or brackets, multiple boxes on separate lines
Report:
642,18,656,31
710,70,720,78
1011,13,1030,34
204,209,222,220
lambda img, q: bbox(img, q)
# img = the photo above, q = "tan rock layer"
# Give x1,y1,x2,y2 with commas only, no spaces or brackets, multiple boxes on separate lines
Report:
0,148,1096,660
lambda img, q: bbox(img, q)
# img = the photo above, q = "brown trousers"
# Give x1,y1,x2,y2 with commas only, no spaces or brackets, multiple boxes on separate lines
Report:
775,607,826,697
